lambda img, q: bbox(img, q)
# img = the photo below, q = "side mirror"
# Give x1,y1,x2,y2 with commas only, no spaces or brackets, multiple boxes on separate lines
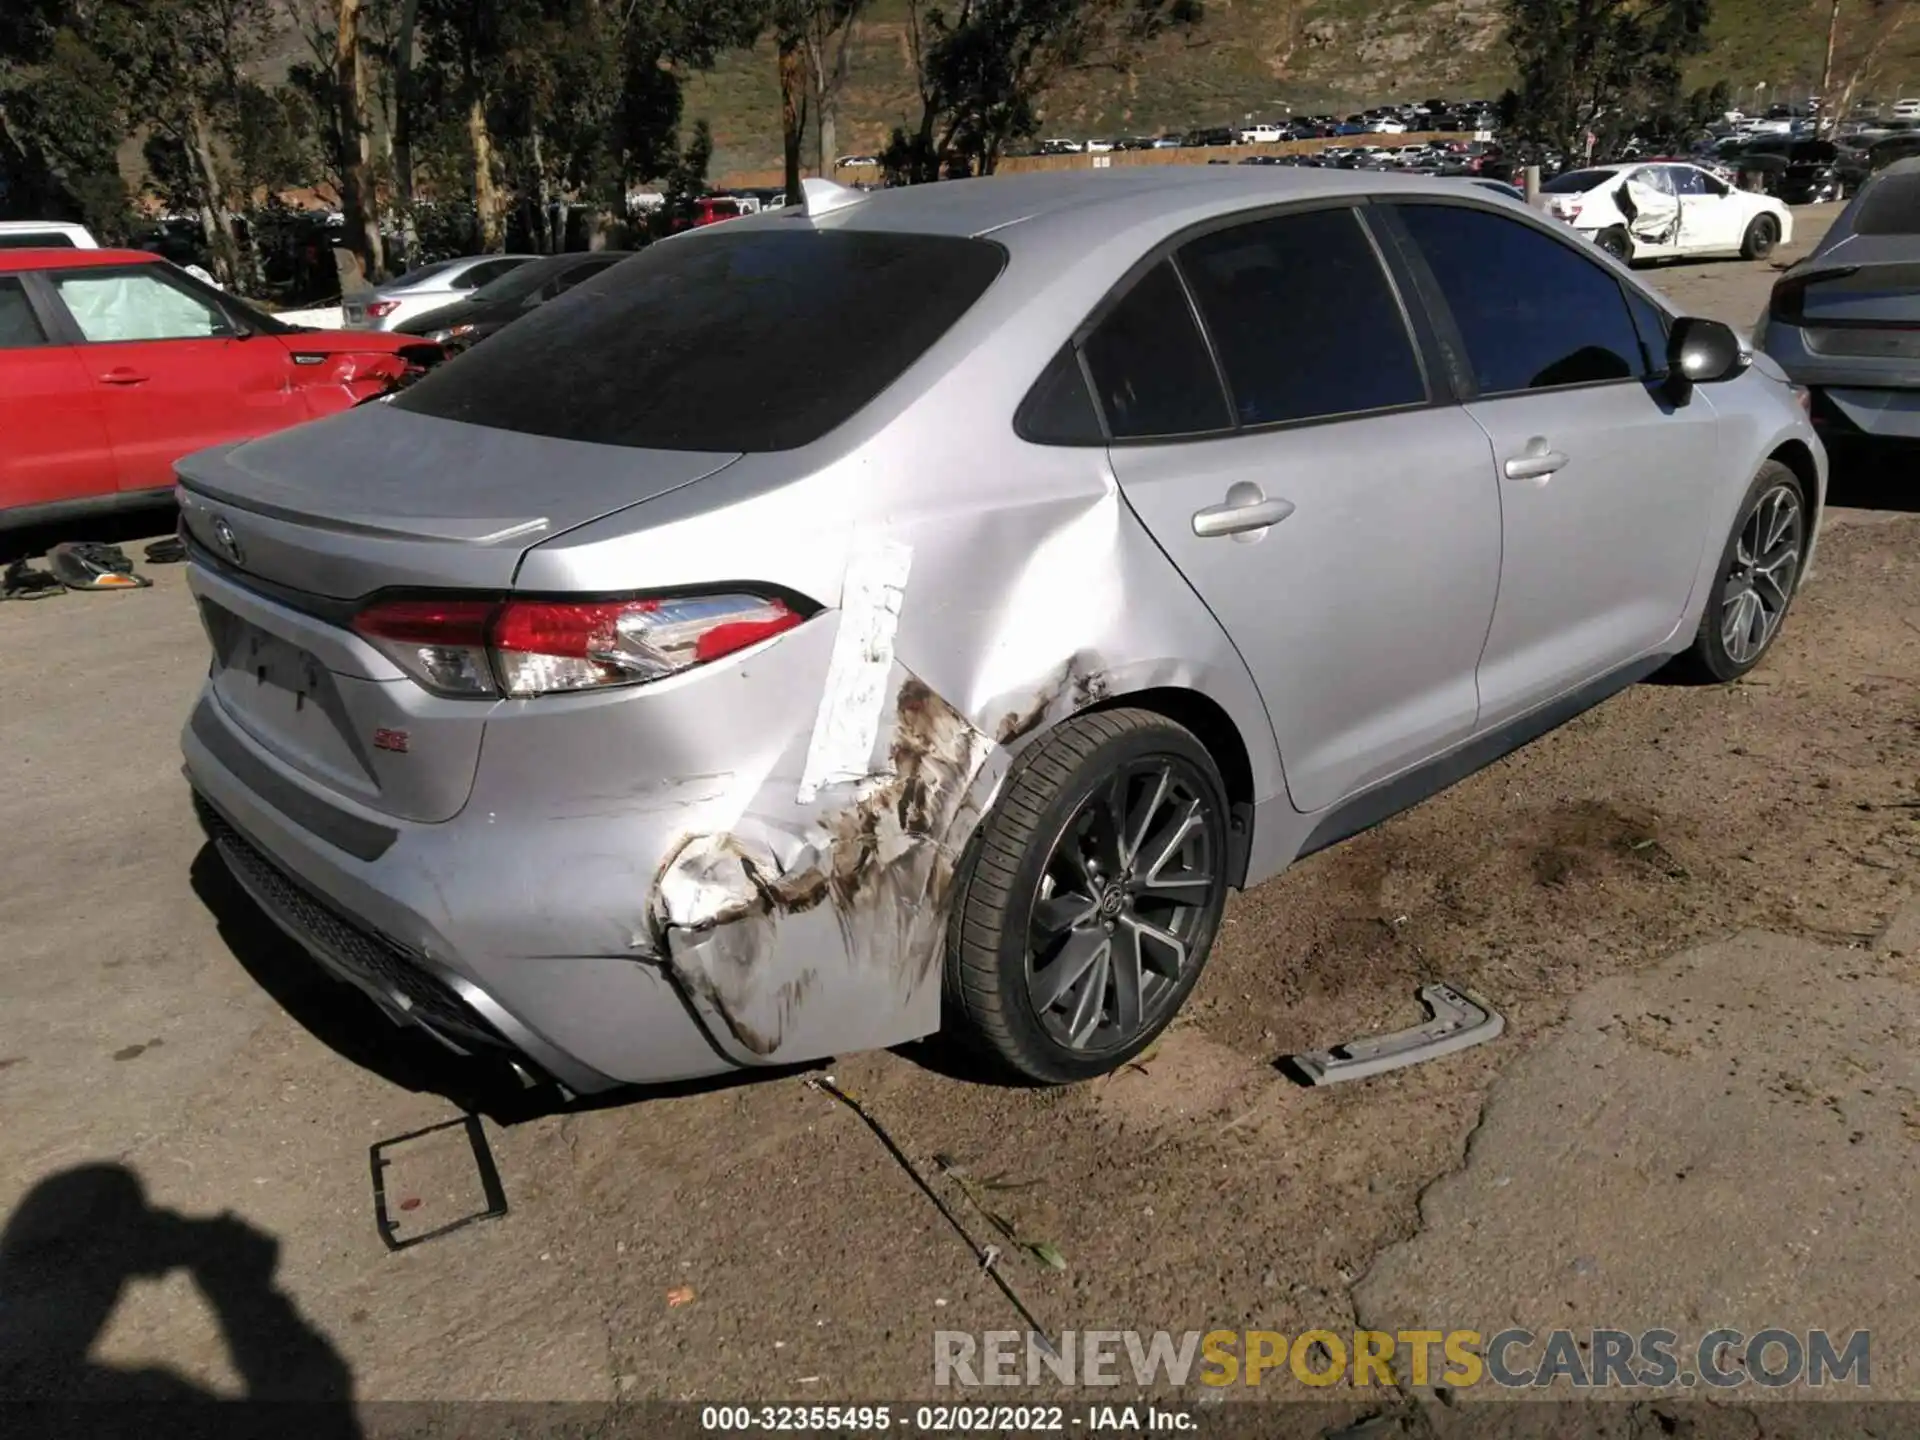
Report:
1664,315,1748,402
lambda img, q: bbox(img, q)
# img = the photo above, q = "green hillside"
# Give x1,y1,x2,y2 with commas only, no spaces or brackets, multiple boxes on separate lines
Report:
686,0,1920,178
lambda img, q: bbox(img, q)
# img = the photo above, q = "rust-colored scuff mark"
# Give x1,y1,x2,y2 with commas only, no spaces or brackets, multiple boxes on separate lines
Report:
652,673,992,1060
993,650,1112,746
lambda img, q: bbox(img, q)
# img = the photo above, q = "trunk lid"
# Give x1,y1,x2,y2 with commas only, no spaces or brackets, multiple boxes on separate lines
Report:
178,406,740,824
175,403,739,599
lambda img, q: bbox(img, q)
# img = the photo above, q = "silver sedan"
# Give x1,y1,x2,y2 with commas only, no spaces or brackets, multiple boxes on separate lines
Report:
341,253,538,330
178,168,1825,1091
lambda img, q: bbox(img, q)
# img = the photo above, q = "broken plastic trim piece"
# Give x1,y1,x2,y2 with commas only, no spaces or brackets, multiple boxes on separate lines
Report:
370,1114,508,1252
1287,983,1504,1086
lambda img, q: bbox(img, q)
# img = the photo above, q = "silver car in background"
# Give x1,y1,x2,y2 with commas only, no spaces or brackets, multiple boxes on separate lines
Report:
342,253,537,330
179,169,1825,1094
1757,157,1920,454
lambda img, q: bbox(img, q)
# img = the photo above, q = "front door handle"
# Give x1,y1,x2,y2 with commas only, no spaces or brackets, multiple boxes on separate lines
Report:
1192,483,1296,538
1503,439,1569,481
99,367,150,386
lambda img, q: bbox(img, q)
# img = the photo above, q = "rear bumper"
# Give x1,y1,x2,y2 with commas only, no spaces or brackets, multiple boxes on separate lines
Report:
1810,385,1920,445
183,689,740,1094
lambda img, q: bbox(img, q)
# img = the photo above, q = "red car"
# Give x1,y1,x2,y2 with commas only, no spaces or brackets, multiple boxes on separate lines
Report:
1,249,439,529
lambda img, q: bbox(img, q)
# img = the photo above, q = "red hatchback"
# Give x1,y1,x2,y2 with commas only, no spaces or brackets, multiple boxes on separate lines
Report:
1,249,439,529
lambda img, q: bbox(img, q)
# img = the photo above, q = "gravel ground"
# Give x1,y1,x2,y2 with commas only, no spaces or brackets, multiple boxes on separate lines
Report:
0,201,1914,1413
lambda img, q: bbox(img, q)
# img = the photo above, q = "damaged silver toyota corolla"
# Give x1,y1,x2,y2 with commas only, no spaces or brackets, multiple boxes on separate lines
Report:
180,169,1825,1091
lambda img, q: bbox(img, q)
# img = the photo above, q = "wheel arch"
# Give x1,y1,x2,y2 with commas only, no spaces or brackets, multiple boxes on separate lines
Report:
1075,685,1258,888
1767,437,1823,553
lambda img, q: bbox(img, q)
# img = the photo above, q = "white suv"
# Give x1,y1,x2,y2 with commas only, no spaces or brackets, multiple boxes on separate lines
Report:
0,220,99,250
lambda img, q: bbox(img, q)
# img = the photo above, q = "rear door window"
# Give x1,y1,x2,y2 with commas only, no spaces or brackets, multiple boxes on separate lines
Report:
1079,260,1232,439
1175,207,1425,427
0,278,48,347
455,258,526,289
1392,203,1645,394
395,229,1006,452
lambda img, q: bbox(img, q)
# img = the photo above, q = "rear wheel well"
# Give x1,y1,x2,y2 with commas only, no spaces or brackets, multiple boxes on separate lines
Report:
1083,686,1257,887
1768,439,1820,540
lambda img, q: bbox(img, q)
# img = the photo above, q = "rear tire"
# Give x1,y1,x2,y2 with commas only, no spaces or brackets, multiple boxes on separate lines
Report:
1669,461,1808,684
943,710,1230,1084
1596,227,1632,263
1741,213,1780,261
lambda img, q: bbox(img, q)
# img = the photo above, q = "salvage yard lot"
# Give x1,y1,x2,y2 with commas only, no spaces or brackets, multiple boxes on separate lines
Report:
3,203,1918,1409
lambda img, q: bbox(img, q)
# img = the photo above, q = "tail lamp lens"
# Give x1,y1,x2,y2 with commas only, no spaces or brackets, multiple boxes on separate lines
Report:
352,593,805,698
365,300,401,319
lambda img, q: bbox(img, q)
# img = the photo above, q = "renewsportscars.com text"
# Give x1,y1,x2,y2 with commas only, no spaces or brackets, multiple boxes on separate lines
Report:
933,1328,1871,1390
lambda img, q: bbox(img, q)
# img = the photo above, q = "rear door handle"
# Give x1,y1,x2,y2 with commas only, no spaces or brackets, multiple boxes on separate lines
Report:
1192,484,1296,538
99,367,150,386
1503,442,1568,481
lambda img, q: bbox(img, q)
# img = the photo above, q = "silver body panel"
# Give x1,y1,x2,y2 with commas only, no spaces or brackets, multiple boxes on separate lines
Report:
180,169,1826,1090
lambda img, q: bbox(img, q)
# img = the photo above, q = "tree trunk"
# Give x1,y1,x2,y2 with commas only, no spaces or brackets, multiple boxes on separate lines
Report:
393,0,421,266
531,124,555,253
469,91,500,250
1820,0,1842,134
779,31,807,204
818,106,837,179
336,0,385,282
186,106,242,288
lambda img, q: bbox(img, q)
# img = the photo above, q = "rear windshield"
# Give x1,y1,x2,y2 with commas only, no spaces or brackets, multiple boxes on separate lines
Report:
1799,263,1920,322
394,227,1006,452
1542,169,1615,194
0,232,77,249
1854,173,1920,234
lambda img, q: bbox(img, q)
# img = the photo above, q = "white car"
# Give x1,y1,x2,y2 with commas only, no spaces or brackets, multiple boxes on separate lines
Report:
342,253,538,331
0,220,99,250
1891,99,1920,120
1539,162,1793,265
1238,123,1286,144
1364,118,1409,134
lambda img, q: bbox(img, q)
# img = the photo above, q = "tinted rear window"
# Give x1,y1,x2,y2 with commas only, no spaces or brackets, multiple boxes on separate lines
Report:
395,229,1005,451
1542,169,1616,194
0,232,77,249
1854,173,1920,234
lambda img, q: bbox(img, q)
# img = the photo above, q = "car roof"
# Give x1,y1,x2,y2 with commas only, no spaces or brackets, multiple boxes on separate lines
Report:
0,247,159,272
783,166,1535,243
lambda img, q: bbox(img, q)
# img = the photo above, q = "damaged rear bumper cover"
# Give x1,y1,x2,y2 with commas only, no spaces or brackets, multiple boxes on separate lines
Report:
182,647,1004,1093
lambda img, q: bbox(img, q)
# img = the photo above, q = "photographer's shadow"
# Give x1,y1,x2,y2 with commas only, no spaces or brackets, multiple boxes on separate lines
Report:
0,1163,360,1428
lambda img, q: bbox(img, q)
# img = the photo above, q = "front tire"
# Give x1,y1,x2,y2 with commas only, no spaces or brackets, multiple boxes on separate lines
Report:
1670,461,1808,684
1741,213,1780,260
944,710,1231,1083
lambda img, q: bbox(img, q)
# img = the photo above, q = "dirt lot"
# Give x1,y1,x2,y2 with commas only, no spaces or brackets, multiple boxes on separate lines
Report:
2,203,1916,1419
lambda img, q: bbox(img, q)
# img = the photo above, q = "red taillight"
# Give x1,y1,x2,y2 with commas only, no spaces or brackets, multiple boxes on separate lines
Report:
352,598,496,696
351,592,806,698
365,300,401,319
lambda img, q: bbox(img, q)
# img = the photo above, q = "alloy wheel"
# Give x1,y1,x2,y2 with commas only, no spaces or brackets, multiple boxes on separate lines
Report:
1721,483,1803,665
1024,758,1220,1053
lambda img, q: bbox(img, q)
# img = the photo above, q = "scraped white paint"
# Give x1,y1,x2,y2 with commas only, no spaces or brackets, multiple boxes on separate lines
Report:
796,539,914,803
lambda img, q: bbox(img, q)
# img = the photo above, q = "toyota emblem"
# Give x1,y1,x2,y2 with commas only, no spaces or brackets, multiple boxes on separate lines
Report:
211,516,244,566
